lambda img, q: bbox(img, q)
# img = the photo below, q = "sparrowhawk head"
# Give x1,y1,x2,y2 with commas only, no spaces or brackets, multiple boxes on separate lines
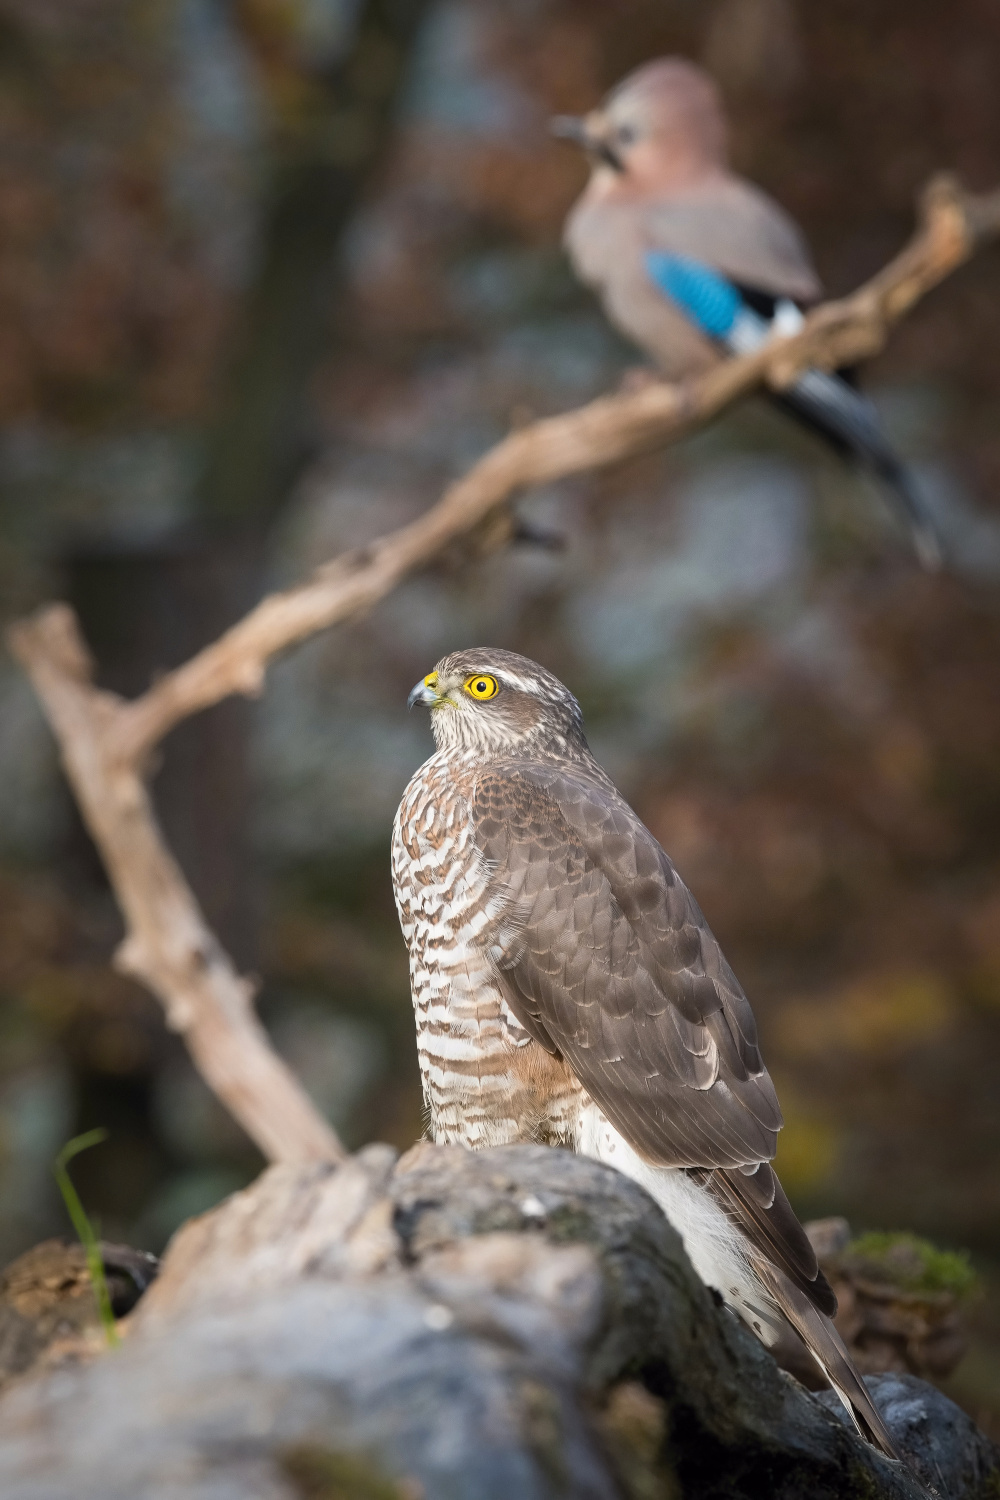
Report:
407,649,586,756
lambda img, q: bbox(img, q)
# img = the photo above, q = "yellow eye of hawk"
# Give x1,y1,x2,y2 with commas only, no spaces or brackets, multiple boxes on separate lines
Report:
464,673,499,700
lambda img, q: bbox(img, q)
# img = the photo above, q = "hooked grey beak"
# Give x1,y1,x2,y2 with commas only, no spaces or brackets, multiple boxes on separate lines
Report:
407,677,439,710
550,114,624,172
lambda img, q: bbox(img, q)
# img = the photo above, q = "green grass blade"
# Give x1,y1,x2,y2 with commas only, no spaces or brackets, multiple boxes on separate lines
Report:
53,1129,119,1349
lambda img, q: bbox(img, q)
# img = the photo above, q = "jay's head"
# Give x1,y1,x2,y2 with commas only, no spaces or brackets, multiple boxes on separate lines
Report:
552,58,728,190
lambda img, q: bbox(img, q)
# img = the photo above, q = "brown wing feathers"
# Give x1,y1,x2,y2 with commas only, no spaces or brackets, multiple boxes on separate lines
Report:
474,762,782,1166
473,759,835,1318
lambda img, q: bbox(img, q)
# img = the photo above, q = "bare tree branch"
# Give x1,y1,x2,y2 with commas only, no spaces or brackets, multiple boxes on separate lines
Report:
95,174,999,761
8,174,1000,1165
7,606,345,1165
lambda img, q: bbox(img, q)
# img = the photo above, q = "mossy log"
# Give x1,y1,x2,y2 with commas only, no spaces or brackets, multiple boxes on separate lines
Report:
0,1144,995,1500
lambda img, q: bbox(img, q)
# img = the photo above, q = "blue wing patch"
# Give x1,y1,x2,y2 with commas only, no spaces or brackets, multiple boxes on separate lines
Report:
644,251,741,339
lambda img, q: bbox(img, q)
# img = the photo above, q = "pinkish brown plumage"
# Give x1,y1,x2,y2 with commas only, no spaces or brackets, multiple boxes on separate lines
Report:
558,57,819,378
553,57,942,566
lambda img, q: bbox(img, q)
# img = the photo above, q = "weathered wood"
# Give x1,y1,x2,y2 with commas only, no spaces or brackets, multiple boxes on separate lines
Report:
0,1239,158,1393
0,1146,994,1499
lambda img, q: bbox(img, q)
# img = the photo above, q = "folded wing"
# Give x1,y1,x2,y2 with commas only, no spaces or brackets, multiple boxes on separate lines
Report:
472,760,780,1168
471,759,836,1311
643,177,821,303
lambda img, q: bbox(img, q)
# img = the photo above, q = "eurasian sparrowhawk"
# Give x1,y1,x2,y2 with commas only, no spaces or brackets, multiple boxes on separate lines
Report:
392,647,898,1459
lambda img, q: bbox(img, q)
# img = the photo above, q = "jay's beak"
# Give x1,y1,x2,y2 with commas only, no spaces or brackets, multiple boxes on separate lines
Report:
550,114,624,173
550,114,589,145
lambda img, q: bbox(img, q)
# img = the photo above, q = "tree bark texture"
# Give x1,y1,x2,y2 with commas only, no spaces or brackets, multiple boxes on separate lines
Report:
0,1145,994,1500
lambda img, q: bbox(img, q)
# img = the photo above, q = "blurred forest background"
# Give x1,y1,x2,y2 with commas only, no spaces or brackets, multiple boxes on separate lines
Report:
0,0,998,1436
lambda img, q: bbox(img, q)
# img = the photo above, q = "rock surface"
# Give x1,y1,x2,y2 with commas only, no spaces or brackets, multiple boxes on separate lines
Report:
817,1373,1000,1500
0,1144,994,1499
0,1238,159,1392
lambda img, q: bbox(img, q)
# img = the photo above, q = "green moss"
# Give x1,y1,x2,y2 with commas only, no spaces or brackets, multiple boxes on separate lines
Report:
543,1203,597,1244
279,1445,415,1500
845,1231,978,1298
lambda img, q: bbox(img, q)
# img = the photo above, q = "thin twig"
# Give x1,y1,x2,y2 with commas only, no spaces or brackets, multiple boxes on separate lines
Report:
8,608,344,1165
8,174,1000,1164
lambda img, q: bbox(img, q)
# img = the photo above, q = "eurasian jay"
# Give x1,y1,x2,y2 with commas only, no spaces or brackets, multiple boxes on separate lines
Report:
554,58,941,568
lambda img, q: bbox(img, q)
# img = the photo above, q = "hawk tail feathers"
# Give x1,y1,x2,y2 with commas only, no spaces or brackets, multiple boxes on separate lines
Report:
697,1162,837,1315
762,1264,904,1465
693,1164,908,1468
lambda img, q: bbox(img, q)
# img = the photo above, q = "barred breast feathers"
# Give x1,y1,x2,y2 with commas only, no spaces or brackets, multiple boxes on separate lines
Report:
392,744,582,1149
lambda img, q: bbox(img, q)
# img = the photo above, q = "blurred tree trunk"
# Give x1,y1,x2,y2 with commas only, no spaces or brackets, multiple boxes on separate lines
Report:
199,0,430,527
66,535,263,966
66,0,429,999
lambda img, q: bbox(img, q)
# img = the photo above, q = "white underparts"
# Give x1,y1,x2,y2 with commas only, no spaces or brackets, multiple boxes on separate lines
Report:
575,1102,785,1344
